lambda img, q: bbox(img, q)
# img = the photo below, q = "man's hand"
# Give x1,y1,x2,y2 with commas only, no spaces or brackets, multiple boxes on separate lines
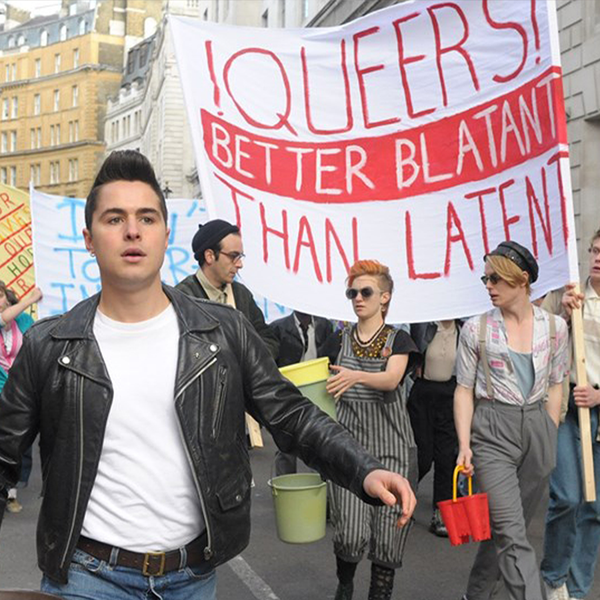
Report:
573,384,600,409
561,283,584,318
326,366,362,399
363,469,416,527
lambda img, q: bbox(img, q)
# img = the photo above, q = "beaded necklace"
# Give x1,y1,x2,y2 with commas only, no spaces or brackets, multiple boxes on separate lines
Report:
351,325,392,359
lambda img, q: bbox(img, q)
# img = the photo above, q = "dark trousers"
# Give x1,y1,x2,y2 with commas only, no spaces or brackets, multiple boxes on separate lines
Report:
407,377,458,507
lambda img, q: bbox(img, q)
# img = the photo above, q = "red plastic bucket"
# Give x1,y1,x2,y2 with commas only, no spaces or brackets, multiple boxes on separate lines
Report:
437,466,491,547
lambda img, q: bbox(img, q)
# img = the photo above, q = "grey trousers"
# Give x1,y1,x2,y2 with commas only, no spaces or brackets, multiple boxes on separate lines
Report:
466,400,558,600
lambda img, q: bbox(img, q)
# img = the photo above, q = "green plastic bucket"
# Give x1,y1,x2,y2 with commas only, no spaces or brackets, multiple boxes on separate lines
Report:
280,357,336,420
267,473,327,544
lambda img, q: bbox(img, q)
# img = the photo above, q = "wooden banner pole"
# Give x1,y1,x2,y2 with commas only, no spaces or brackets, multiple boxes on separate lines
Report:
570,283,596,502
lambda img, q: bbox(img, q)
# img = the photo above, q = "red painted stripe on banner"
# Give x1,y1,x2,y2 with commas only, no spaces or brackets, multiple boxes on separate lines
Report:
201,66,566,203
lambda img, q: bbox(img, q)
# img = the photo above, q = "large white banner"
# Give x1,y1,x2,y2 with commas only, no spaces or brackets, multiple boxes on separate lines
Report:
171,0,576,323
30,189,290,322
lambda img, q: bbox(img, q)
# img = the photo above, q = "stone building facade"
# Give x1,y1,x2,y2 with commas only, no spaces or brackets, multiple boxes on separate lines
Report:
557,0,600,267
0,0,161,197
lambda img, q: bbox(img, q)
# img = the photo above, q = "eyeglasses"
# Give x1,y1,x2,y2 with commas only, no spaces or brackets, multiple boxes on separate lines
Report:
480,273,503,286
220,251,245,264
589,247,600,256
345,286,376,300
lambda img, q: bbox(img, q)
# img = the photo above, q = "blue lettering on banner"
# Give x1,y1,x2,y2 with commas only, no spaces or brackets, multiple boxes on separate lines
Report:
56,197,85,242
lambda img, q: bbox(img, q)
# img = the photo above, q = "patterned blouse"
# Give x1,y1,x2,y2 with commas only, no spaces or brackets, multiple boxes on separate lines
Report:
456,306,569,405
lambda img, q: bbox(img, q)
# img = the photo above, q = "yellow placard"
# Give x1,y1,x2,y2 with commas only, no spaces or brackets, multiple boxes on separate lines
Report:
0,184,36,317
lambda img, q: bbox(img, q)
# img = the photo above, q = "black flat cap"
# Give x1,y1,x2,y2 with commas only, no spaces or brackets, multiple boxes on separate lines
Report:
485,241,539,283
192,219,240,262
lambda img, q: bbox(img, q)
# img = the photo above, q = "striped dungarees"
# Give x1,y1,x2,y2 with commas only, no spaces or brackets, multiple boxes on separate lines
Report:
329,327,418,568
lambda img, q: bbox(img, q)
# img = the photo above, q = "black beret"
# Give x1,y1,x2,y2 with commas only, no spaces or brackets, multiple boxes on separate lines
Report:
192,219,240,263
485,241,539,283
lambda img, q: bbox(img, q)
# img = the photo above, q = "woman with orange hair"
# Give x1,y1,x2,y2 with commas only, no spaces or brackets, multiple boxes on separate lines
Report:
324,260,420,600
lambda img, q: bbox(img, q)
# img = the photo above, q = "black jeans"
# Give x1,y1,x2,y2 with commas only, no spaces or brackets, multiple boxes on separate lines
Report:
407,377,458,507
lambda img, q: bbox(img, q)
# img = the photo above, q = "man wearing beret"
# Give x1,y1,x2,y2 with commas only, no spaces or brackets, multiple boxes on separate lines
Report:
176,219,279,359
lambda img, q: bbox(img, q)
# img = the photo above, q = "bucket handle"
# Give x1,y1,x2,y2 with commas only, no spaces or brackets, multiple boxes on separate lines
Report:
453,465,473,502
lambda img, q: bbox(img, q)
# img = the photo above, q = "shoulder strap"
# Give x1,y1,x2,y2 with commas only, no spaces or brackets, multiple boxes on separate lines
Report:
548,311,556,377
479,313,494,399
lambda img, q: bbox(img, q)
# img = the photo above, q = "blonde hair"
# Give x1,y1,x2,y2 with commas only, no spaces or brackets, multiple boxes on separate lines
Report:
486,255,531,295
347,260,393,316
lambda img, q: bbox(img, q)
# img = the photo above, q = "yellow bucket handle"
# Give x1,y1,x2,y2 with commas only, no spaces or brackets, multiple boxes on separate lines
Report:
453,465,472,502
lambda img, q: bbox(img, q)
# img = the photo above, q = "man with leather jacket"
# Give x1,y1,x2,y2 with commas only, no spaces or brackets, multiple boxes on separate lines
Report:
0,150,416,599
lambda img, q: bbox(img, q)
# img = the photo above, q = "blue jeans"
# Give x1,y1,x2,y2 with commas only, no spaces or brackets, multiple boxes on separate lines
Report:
41,549,217,600
541,404,600,599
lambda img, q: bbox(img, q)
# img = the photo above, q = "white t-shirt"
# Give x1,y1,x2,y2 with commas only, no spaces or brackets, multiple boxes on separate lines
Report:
81,304,204,552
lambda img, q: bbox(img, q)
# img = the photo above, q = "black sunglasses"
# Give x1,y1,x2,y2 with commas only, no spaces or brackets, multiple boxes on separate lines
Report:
345,286,375,300
481,273,502,286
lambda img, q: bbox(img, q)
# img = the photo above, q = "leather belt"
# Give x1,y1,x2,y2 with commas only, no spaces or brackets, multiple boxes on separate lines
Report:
77,532,208,577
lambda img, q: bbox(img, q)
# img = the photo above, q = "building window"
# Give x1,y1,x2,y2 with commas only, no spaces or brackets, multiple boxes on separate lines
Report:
302,0,310,19
10,131,16,152
29,164,40,186
7,36,14,49
69,121,73,142
2,99,8,120
35,58,41,77
140,44,148,66
1,132,7,153
11,64,16,81
73,48,79,69
11,97,17,119
127,52,135,75
68,158,78,182
1,168,7,184
34,94,41,116
50,161,60,184
78,19,86,35
37,127,41,148
54,53,61,73
74,120,79,141
53,89,60,111
30,128,35,149
17,34,25,46
10,166,16,186
50,125,54,146
40,30,48,47
4,65,8,82
60,24,67,42
72,85,78,107
56,124,60,145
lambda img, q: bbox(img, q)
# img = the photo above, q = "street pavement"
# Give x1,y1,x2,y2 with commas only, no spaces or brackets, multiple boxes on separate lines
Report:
1,433,599,599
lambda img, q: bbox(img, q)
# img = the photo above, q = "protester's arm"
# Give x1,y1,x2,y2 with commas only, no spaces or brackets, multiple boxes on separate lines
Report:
453,317,479,477
237,314,394,505
0,288,42,327
454,384,475,477
546,383,564,426
326,354,408,398
0,332,40,525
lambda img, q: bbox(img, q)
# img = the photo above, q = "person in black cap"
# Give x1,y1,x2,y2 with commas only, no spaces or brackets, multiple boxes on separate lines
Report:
454,240,570,600
176,219,278,358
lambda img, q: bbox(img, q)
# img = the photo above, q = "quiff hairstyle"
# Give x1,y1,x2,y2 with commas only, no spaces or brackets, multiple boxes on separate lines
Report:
347,260,394,316
85,150,167,230
486,255,531,295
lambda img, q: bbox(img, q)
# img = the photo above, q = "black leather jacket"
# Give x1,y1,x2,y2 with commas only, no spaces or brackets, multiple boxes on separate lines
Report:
0,286,382,583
